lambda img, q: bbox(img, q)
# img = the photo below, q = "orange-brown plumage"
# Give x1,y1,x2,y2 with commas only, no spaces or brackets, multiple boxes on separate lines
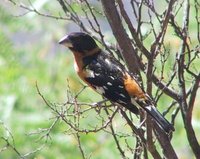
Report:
124,73,146,100
71,48,101,89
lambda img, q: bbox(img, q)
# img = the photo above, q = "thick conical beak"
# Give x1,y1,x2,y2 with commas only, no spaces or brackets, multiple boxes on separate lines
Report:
58,35,73,48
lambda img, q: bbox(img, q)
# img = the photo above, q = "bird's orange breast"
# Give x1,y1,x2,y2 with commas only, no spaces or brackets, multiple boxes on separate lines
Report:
72,52,95,88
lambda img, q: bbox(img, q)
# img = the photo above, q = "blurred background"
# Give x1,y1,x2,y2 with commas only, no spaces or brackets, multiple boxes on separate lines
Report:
0,0,199,159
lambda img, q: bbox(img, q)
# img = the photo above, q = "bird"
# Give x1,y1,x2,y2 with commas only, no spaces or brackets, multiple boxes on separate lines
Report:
59,32,175,133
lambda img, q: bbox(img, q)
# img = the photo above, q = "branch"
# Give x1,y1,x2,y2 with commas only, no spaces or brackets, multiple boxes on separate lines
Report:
117,0,151,59
177,0,200,158
0,121,43,158
187,74,200,121
101,0,141,76
153,124,178,159
8,0,70,20
119,109,146,145
146,116,162,159
150,0,176,55
152,75,180,101
36,82,117,134
104,108,127,158
76,133,87,159
186,74,200,156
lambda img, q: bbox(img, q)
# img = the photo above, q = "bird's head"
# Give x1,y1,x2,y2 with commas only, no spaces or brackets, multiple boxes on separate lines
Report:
59,32,99,54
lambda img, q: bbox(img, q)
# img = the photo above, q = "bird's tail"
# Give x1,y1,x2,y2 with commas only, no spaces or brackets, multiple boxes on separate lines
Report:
143,105,175,133
125,103,139,114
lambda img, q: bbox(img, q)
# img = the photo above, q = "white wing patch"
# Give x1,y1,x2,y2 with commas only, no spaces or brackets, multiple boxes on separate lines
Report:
85,69,95,78
118,85,124,88
119,93,126,98
145,106,152,111
107,82,112,86
103,86,108,90
95,72,100,76
117,66,122,71
105,58,111,65
109,76,115,80
95,86,105,95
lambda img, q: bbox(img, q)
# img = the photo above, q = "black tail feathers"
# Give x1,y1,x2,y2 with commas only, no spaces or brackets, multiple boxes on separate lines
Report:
122,102,174,133
143,105,174,133
124,103,139,115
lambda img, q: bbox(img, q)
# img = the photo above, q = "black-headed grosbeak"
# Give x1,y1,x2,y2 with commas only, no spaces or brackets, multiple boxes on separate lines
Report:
59,32,174,133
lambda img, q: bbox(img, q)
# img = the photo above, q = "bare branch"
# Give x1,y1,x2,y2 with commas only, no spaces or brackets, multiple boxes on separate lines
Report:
153,124,178,159
76,133,87,159
117,0,151,59
104,108,127,159
101,0,141,76
176,0,200,157
150,0,176,55
8,0,70,20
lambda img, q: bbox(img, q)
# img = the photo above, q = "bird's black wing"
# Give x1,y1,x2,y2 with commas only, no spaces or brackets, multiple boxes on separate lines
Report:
82,51,139,114
83,51,174,132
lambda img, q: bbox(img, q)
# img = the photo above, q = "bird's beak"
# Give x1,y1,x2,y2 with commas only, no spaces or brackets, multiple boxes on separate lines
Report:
58,35,73,48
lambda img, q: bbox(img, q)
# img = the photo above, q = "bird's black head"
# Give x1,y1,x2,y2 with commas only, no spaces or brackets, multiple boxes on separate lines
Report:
59,32,98,53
